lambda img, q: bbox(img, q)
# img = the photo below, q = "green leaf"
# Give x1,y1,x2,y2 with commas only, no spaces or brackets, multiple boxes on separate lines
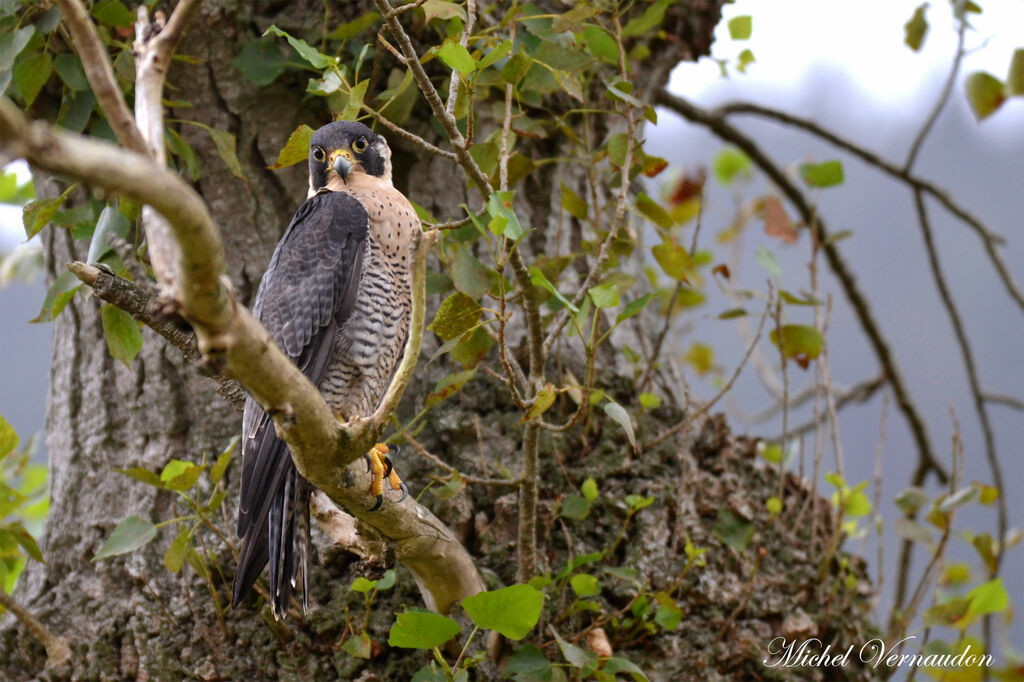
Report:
736,48,755,74
654,597,682,631
639,393,661,409
268,124,314,170
604,657,649,681
622,0,672,38
588,282,619,309
522,384,557,422
799,160,844,188
91,0,135,27
22,184,75,239
583,26,618,64
560,495,591,521
603,402,635,447
966,577,1008,617
616,293,654,326
506,645,553,679
164,528,190,573
766,497,783,515
421,0,466,22
463,584,544,640
712,147,751,185
728,15,752,40
486,191,524,240
581,477,598,502
210,436,238,486
351,576,376,593
94,516,158,560
87,205,130,264
712,509,753,551
965,71,1005,120
770,324,824,361
207,128,246,180
428,292,481,342
501,52,533,84
569,573,600,597
625,494,654,511
0,27,34,82
341,630,373,659
529,267,578,313
426,368,476,407
560,181,588,220
101,304,143,366
232,38,289,87
1008,49,1024,96
263,26,334,69
31,270,81,323
438,39,476,74
159,459,204,492
451,245,497,299
477,40,512,71
652,241,692,281
113,467,165,488
12,53,51,107
53,54,89,91
894,517,933,544
904,3,929,51
755,245,781,278
388,611,461,649
606,133,629,167
551,627,597,669
7,524,43,563
636,193,672,229
0,413,17,458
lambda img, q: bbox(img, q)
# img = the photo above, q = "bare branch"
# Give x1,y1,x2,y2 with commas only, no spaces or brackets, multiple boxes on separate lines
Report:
983,392,1024,411
715,102,1024,312
0,591,71,668
656,89,949,485
66,261,247,412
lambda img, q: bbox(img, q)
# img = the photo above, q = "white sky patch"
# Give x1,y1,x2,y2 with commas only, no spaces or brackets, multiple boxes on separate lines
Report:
670,0,1024,128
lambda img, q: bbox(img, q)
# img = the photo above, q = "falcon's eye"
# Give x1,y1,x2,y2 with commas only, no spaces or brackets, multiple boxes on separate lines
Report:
352,136,368,153
312,146,326,162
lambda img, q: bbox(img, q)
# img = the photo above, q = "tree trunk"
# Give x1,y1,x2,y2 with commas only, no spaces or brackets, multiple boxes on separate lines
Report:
0,1,877,679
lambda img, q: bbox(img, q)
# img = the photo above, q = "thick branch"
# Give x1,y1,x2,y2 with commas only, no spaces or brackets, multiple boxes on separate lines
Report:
655,90,949,485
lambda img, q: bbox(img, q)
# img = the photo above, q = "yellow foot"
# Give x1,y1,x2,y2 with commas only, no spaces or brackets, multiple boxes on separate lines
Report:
364,443,409,512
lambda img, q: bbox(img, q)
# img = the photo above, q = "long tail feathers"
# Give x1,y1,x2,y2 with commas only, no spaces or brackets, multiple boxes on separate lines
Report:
233,440,313,619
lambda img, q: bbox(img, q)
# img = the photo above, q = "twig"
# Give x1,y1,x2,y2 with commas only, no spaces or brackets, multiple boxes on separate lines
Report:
770,374,885,442
66,261,247,412
399,426,522,486
715,102,1023,312
655,89,949,485
983,393,1024,411
644,295,771,451
0,590,71,668
54,0,149,154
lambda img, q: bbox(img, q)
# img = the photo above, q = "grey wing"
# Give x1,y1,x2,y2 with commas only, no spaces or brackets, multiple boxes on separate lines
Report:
233,190,368,614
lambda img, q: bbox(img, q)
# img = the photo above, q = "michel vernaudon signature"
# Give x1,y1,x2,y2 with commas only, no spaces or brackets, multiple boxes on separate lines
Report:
762,636,993,671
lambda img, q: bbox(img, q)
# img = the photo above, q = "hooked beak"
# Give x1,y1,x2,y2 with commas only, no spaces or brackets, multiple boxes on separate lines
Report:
329,149,353,183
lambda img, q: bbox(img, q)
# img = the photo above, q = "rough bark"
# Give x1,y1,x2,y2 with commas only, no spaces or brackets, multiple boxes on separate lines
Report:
0,1,873,679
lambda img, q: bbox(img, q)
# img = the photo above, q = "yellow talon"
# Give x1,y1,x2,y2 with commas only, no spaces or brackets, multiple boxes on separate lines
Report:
365,443,409,511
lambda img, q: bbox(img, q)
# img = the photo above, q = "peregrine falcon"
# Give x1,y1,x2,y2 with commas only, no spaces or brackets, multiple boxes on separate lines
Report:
232,121,420,618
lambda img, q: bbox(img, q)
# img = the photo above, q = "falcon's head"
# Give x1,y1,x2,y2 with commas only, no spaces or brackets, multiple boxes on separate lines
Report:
308,120,392,191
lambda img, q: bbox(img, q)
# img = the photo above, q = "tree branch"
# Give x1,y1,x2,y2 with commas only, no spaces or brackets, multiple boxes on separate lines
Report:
0,590,71,668
655,89,949,485
715,102,1024,312
54,0,149,155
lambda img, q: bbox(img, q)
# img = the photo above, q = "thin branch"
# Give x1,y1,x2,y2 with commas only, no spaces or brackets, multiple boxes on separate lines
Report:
913,191,1005,567
983,393,1024,411
66,261,247,412
54,0,149,154
644,295,771,451
0,590,71,668
715,102,1024,312
768,373,886,441
399,426,522,486
745,372,884,426
656,89,949,485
